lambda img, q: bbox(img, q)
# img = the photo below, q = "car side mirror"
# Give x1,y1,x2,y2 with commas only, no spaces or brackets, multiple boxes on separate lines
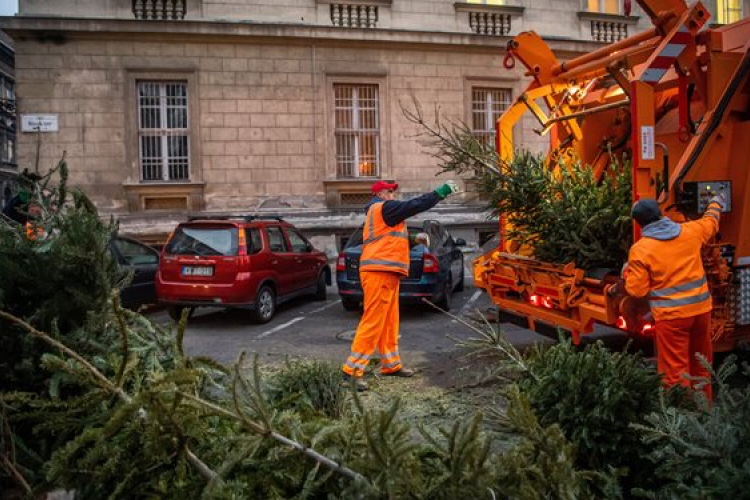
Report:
455,238,467,247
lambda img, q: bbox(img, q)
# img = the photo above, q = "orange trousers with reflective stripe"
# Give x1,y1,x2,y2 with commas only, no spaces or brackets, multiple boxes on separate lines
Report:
654,311,712,401
342,271,402,377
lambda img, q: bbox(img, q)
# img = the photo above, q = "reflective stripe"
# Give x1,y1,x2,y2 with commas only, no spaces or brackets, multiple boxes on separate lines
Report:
650,291,711,309
361,259,409,271
364,231,409,245
364,202,382,242
348,352,371,361
345,360,368,371
381,360,402,369
649,276,707,299
380,350,399,360
707,213,720,222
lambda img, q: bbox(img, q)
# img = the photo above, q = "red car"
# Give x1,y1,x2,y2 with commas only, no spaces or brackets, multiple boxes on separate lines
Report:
156,216,331,323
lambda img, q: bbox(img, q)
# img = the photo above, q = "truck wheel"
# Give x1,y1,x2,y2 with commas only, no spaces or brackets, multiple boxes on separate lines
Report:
314,271,328,301
252,285,276,324
342,298,361,311
167,305,194,322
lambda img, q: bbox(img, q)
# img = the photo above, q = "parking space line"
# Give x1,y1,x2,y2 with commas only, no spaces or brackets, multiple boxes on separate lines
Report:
255,300,342,340
256,317,305,340
461,290,483,314
308,300,341,315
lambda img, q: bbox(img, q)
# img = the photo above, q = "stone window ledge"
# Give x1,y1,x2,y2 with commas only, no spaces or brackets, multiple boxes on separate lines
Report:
317,0,391,4
576,11,639,23
454,3,524,15
123,181,205,213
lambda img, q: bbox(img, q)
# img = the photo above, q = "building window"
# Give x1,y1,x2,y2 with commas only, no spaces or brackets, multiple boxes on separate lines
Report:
587,0,620,14
137,81,190,182
0,129,15,165
472,88,512,145
467,0,505,4
717,0,742,23
334,83,380,179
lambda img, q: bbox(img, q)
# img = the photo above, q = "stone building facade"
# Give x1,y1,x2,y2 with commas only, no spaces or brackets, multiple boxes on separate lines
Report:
1,0,747,252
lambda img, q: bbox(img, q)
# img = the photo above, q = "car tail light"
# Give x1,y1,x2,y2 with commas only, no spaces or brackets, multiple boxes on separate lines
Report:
423,253,439,273
337,253,346,272
238,228,247,256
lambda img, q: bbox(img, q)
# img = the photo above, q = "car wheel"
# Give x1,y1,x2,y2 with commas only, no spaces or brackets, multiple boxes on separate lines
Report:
313,271,327,301
435,274,452,311
456,266,465,292
342,298,361,311
252,284,276,324
167,305,194,322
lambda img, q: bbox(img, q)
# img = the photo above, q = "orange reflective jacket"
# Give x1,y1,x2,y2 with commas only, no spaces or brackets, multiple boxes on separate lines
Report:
624,201,721,321
360,202,410,276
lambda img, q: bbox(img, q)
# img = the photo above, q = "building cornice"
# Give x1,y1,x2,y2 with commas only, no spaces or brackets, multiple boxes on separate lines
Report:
0,16,614,53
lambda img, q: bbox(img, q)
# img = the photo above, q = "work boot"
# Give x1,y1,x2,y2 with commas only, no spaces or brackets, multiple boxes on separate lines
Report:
383,367,416,378
342,374,368,392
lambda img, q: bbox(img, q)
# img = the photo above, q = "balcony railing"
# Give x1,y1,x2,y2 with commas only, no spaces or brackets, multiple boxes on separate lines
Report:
330,4,379,28
132,0,187,21
455,3,524,37
578,11,638,43
470,12,511,36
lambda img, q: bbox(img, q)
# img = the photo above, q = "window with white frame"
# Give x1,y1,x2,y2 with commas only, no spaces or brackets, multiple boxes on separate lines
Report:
716,0,742,23
472,87,512,146
467,0,505,4
138,81,190,182
587,0,621,14
334,83,380,178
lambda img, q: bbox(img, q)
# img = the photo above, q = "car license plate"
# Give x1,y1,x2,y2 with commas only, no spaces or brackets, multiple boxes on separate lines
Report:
182,266,213,277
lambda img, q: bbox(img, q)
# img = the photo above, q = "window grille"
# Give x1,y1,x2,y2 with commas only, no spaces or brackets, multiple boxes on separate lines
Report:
717,0,742,24
471,88,512,146
334,84,381,179
138,81,190,182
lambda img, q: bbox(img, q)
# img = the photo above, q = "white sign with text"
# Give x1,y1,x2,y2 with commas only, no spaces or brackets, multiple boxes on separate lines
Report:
21,114,59,133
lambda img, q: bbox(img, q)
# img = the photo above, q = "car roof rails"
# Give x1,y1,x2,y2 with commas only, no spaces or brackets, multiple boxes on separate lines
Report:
186,214,285,222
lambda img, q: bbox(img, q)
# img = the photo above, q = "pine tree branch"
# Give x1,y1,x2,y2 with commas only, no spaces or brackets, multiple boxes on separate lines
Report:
0,309,221,484
178,391,370,485
0,452,32,495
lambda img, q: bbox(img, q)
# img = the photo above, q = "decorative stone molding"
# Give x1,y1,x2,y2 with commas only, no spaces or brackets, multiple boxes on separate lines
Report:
577,11,639,43
132,0,187,21
454,3,524,37
123,182,205,213
323,179,375,209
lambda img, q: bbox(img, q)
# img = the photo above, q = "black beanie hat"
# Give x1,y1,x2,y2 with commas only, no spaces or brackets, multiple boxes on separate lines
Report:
631,198,662,227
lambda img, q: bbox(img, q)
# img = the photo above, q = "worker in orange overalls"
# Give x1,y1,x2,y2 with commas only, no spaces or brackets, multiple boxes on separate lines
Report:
622,193,725,400
342,179,459,391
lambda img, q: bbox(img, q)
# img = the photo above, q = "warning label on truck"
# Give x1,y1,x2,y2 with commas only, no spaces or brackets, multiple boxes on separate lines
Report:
641,126,655,160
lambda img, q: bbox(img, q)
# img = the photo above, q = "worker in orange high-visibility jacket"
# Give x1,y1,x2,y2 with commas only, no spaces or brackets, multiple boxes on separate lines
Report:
342,179,460,391
622,193,725,401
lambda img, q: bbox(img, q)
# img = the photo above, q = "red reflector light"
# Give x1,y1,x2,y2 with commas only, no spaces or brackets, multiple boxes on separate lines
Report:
529,294,554,309
336,254,346,272
641,323,655,335
616,316,628,330
423,253,439,273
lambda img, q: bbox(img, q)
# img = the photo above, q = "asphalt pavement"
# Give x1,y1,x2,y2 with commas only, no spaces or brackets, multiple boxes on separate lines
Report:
146,260,627,383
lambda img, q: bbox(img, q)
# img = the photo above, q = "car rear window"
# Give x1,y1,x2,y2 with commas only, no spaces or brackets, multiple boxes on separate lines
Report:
165,226,239,256
344,227,430,250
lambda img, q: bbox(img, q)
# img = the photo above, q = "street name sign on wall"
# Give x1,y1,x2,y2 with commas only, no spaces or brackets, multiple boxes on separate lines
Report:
21,114,59,133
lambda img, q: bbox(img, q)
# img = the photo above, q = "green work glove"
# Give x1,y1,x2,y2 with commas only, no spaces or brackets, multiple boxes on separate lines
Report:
435,180,459,199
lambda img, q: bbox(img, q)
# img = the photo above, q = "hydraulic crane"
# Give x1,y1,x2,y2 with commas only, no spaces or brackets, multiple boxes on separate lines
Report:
474,0,750,350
